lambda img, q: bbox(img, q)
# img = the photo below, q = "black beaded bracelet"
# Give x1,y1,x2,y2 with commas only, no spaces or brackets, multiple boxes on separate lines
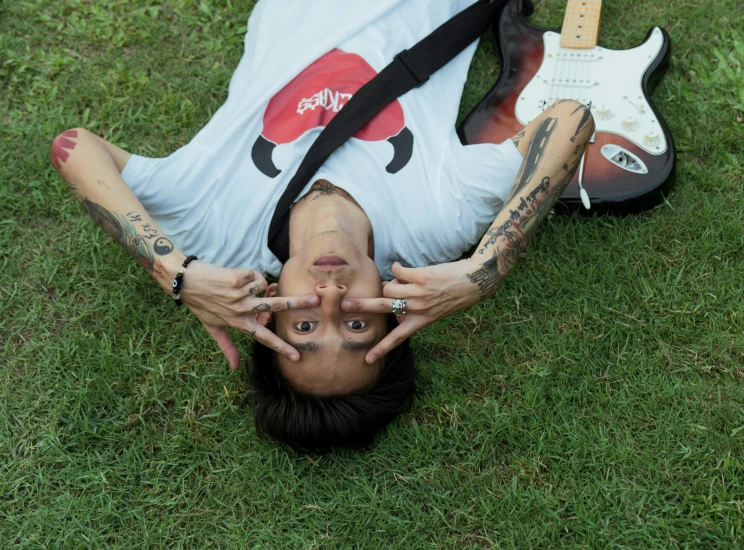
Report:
172,255,198,306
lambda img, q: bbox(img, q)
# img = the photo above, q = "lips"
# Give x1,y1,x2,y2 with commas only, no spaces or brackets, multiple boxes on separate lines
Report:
313,256,347,266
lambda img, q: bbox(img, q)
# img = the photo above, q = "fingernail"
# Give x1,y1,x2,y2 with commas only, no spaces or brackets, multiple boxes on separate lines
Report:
290,353,299,361
367,354,376,363
342,300,352,308
309,296,320,306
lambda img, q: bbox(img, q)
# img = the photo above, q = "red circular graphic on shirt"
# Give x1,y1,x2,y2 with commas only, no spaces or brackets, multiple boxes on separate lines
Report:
263,48,405,143
252,48,413,178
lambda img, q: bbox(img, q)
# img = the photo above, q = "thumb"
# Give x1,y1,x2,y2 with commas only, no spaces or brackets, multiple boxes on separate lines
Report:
391,262,416,284
204,325,241,371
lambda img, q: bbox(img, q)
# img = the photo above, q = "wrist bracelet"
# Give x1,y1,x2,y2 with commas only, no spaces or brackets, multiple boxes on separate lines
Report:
172,255,198,306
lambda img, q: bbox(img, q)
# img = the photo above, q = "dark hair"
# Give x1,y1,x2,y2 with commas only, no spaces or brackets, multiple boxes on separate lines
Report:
248,314,416,452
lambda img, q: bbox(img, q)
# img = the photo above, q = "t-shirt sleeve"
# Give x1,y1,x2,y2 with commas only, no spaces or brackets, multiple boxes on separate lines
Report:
120,153,163,203
119,144,222,257
440,133,524,218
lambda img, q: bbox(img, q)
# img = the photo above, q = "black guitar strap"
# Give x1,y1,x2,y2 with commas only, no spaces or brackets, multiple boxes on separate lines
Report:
267,0,508,262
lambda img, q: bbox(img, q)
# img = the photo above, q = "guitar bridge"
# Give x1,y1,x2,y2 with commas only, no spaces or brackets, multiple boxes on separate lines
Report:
600,144,648,174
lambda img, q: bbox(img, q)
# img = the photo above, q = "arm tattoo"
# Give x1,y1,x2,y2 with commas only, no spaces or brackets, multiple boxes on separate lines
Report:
570,103,593,142
511,129,526,149
506,117,557,202
50,130,78,170
468,104,593,299
79,199,172,273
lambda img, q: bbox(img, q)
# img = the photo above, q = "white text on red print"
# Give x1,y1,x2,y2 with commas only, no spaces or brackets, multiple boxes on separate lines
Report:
296,89,353,115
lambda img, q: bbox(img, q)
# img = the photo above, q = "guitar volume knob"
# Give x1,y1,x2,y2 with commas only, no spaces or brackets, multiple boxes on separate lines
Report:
595,104,613,120
643,131,660,145
621,116,639,131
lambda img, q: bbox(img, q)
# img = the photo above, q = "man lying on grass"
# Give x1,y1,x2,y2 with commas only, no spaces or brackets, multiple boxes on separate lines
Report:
51,0,594,451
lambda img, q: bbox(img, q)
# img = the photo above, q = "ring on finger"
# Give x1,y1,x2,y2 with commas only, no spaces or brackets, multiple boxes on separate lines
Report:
391,298,406,317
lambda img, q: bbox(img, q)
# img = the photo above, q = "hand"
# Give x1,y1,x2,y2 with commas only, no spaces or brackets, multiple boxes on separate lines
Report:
341,260,482,364
177,261,319,370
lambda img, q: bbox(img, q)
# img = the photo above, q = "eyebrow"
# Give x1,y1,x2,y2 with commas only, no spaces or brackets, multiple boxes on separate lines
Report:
286,335,379,354
341,336,379,352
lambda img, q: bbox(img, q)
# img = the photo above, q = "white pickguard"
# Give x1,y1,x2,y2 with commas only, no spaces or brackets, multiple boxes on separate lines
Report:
515,27,667,155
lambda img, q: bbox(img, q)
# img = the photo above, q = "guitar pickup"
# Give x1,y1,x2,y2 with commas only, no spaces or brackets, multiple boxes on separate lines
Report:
600,144,648,174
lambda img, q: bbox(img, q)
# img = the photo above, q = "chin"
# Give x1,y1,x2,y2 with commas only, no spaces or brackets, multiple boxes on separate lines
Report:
303,231,365,259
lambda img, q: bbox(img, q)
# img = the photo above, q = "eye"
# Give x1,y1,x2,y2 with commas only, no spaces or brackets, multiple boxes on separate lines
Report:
345,320,367,331
293,321,317,333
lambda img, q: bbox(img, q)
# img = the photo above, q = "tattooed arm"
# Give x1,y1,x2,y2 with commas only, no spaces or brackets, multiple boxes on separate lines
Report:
51,128,184,290
466,99,595,298
341,100,595,364
51,128,319,368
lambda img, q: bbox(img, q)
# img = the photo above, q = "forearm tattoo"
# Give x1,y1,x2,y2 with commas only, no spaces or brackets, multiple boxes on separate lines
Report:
52,130,175,274
468,104,593,298
570,102,594,142
506,117,557,203
79,199,173,273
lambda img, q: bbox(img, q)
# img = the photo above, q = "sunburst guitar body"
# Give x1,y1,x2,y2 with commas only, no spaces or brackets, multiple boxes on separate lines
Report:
458,0,676,214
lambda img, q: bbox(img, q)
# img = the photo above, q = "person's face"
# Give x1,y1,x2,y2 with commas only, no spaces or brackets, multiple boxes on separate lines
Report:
266,230,387,396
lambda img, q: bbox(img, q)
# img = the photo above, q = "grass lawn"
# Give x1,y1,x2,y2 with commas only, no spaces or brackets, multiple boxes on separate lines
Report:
1,0,743,547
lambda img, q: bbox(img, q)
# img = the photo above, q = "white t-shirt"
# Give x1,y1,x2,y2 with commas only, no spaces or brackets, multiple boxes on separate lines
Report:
121,0,523,280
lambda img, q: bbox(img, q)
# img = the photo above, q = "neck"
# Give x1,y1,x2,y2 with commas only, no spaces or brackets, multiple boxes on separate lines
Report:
287,180,374,257
560,0,602,49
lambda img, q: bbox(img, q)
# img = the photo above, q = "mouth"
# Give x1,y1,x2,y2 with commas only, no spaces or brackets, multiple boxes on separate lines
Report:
313,256,348,266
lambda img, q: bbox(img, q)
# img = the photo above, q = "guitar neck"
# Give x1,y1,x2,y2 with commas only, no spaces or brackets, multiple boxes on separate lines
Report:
560,0,602,49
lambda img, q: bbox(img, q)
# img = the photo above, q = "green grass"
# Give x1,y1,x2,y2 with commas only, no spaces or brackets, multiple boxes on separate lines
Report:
1,0,743,547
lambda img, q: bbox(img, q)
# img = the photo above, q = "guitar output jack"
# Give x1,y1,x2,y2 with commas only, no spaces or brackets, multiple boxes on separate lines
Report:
600,144,648,174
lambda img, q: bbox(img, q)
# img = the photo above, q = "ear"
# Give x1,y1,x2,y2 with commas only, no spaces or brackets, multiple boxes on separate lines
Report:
254,283,280,326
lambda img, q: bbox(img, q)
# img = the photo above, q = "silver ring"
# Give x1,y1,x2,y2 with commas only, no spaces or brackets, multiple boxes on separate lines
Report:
391,298,406,317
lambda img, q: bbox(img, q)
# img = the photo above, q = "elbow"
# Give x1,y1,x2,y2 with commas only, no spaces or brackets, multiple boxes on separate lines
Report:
50,127,89,173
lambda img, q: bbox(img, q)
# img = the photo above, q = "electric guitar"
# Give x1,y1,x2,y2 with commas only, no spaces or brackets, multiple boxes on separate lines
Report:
457,0,676,214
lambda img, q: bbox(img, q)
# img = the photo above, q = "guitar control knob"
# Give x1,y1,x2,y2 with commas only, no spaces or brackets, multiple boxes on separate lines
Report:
621,116,639,131
595,104,613,120
643,131,660,146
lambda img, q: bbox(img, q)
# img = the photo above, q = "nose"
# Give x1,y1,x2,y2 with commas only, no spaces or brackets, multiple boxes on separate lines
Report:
316,283,348,313
316,283,348,298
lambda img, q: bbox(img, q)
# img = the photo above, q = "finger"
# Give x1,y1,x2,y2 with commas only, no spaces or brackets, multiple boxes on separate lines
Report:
243,273,269,296
382,280,425,299
365,320,422,364
255,311,272,326
236,269,262,287
243,295,320,313
243,324,300,362
204,325,241,371
341,297,394,314
391,262,418,284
